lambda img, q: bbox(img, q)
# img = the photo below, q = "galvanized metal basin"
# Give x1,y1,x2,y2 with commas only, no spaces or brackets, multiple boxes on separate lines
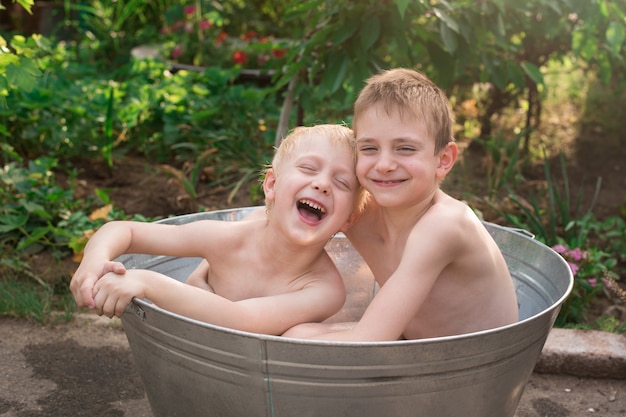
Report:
119,207,573,417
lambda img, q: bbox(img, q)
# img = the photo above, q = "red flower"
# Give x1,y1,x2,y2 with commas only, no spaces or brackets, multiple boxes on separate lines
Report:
241,30,257,41
184,5,195,15
271,48,286,59
233,50,247,65
214,31,227,45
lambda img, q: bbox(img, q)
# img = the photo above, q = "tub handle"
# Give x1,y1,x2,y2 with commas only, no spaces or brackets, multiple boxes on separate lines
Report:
128,300,146,320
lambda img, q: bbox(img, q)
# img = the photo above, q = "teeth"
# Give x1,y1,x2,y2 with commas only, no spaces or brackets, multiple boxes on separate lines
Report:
299,199,326,214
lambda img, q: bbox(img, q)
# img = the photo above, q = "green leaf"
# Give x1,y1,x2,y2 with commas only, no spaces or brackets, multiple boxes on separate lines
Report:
320,54,349,95
432,7,459,33
395,0,410,19
5,60,40,92
507,62,526,90
333,17,360,44
20,56,41,77
440,22,457,54
606,22,625,56
520,61,544,85
17,226,50,250
15,0,34,14
0,51,19,69
0,213,28,233
359,18,380,51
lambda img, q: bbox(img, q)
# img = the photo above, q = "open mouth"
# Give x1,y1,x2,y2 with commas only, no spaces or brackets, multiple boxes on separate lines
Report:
297,199,327,222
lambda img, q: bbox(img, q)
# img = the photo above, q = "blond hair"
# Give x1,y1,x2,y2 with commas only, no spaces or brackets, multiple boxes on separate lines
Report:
266,124,367,212
353,68,455,153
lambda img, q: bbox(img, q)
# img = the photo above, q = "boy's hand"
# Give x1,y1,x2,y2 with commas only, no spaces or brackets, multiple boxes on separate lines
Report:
70,261,127,309
93,270,142,318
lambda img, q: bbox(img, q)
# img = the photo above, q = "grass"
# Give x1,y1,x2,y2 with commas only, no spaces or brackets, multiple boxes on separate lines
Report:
0,278,75,323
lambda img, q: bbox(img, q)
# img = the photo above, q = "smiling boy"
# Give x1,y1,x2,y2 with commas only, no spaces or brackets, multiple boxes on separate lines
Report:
284,68,519,341
70,124,363,335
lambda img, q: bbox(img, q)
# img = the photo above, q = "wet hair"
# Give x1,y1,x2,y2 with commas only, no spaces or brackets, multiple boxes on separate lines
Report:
352,68,455,153
265,124,366,212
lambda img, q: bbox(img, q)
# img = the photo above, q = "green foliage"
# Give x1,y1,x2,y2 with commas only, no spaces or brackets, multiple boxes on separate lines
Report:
272,0,626,150
71,0,171,65
474,131,525,199
0,34,43,108
479,148,623,328
0,257,75,323
2,0,625,328
494,152,601,247
158,2,289,70
0,148,95,256
2,41,278,170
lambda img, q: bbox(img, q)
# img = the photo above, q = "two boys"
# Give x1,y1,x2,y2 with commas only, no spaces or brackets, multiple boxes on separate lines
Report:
71,68,518,341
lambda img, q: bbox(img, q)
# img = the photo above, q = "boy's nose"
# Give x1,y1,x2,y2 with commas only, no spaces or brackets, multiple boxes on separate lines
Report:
313,184,329,194
375,152,397,172
313,178,330,194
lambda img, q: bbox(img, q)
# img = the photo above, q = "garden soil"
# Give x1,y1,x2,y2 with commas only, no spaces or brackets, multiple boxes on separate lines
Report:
0,316,625,417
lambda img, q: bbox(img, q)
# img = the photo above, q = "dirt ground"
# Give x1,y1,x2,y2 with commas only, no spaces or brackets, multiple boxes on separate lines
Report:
0,317,624,417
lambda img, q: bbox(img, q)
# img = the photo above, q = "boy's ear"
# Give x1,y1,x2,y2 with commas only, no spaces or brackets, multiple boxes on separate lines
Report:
262,169,277,202
436,142,458,179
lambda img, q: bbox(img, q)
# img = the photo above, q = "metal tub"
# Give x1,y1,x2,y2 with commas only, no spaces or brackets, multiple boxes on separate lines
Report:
119,207,573,417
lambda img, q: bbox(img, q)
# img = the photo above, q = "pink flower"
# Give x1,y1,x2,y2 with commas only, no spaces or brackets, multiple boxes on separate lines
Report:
552,244,567,254
567,261,579,276
257,54,269,66
172,45,184,59
172,21,183,31
199,20,212,30
568,247,584,262
588,278,597,287
184,5,196,15
184,22,194,33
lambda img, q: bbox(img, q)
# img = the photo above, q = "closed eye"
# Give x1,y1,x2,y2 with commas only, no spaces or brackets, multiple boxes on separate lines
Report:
334,178,351,191
298,164,317,173
358,146,378,153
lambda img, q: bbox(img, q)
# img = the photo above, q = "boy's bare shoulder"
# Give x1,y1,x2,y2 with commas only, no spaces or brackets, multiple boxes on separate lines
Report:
191,218,262,248
424,192,475,225
417,192,486,244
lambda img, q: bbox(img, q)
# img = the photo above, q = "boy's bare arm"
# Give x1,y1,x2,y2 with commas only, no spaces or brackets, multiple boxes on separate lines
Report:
297,216,462,341
94,266,346,336
71,220,224,308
